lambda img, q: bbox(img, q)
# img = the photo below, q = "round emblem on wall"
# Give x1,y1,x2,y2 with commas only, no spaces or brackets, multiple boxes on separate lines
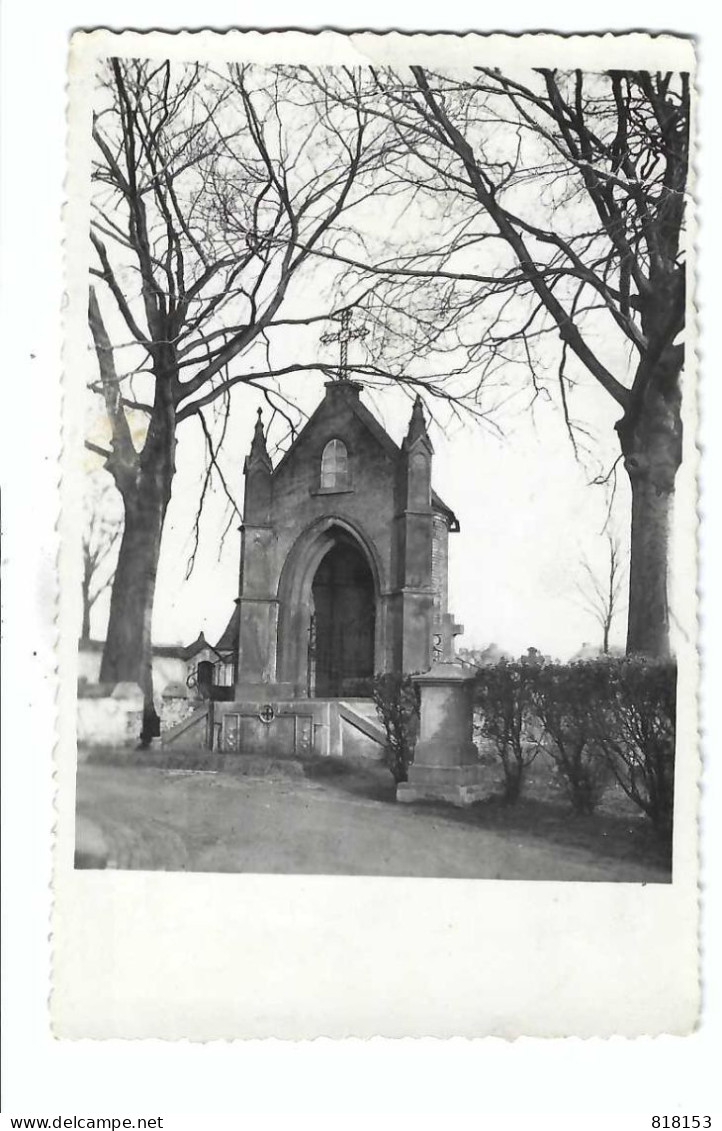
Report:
258,704,275,725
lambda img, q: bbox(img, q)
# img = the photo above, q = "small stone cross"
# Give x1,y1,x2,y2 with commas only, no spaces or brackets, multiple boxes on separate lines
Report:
433,613,464,662
320,308,368,380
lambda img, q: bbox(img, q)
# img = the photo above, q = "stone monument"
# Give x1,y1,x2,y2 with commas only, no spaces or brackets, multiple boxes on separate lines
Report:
396,661,486,806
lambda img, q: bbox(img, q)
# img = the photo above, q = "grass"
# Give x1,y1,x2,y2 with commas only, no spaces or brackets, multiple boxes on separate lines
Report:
84,744,306,777
459,758,671,871
307,754,671,873
76,746,672,880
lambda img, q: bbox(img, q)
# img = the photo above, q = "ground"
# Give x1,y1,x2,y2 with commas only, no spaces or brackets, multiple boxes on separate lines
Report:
75,755,671,882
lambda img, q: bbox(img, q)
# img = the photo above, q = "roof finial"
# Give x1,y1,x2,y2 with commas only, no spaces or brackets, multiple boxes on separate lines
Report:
404,394,431,450
247,406,272,470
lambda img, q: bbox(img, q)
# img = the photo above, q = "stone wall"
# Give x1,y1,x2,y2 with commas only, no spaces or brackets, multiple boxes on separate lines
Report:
76,682,144,748
77,643,188,696
160,692,198,733
206,697,385,761
431,513,450,626
269,384,399,595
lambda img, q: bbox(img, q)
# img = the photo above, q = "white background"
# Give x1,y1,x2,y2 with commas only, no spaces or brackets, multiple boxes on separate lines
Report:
1,0,720,1123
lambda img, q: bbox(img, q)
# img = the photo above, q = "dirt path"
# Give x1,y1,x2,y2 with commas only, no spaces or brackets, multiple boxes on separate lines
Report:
75,763,669,882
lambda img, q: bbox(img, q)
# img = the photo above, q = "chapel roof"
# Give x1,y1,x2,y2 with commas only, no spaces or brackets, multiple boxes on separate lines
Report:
179,631,209,660
214,605,240,654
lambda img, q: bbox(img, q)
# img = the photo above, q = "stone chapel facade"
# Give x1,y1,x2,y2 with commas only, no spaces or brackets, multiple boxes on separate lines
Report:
165,378,460,758
234,378,458,700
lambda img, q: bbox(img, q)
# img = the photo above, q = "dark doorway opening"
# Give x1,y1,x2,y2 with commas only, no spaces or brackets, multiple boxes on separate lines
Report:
309,538,375,697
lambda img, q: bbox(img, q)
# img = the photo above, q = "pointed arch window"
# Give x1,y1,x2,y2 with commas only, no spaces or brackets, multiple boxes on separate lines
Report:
320,439,349,490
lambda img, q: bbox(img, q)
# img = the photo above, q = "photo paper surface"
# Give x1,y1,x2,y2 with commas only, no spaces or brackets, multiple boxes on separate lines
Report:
53,28,699,1039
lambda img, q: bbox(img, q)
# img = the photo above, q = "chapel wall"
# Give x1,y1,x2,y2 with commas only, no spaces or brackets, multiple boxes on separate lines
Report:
238,382,453,692
431,513,450,627
269,398,397,592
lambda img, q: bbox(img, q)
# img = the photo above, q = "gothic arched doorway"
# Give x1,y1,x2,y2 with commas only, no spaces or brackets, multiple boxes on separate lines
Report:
308,538,376,697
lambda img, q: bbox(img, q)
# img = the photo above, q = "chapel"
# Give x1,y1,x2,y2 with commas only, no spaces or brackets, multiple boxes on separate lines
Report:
167,376,462,758
230,377,459,698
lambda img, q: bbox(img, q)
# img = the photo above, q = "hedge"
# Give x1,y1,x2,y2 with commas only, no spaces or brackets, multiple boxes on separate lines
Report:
473,657,677,831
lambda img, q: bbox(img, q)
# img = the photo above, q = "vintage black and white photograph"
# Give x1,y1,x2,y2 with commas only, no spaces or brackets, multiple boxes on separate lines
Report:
46,27,702,1042
66,33,694,890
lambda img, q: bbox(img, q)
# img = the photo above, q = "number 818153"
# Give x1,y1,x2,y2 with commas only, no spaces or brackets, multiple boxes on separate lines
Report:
652,1119,711,1128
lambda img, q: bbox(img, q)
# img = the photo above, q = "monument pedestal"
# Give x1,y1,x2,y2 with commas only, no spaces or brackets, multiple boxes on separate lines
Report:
396,661,486,806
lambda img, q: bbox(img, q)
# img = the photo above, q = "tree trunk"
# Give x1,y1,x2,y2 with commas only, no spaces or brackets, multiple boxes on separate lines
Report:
88,284,178,744
625,474,674,656
100,463,172,744
616,359,682,658
80,558,92,642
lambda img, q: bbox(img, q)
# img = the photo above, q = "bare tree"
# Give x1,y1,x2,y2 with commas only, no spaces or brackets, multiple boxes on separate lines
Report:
575,534,626,654
87,59,404,741
80,481,122,641
303,66,690,657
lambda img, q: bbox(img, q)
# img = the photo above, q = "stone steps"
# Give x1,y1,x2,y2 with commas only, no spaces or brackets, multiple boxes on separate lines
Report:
160,696,388,760
161,704,210,749
339,697,380,721
337,699,386,748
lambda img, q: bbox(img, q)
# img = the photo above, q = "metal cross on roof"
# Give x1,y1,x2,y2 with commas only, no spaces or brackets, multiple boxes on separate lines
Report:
320,307,368,380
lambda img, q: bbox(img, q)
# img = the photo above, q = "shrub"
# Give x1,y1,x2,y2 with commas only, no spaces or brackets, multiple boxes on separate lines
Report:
532,662,612,815
591,659,677,834
474,658,542,803
372,672,420,784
